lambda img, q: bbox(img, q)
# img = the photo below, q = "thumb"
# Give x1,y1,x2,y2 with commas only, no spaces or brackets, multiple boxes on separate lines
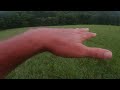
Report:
85,47,112,59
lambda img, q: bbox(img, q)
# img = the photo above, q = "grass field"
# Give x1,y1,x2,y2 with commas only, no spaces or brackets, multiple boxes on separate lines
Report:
0,25,120,79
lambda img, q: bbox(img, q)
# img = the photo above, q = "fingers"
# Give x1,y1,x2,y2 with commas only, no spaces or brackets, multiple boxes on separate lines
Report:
46,28,90,32
72,28,89,34
32,27,90,32
81,32,97,42
85,47,112,59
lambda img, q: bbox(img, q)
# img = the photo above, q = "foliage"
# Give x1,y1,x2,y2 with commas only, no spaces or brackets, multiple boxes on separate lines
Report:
0,11,120,30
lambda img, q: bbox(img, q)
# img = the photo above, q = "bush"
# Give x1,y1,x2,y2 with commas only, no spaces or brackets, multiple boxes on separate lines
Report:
0,11,120,30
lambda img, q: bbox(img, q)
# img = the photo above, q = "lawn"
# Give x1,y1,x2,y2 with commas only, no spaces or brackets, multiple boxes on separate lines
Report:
0,25,120,79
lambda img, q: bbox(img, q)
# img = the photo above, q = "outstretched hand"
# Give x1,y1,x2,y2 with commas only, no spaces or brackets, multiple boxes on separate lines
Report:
30,28,112,59
0,27,112,78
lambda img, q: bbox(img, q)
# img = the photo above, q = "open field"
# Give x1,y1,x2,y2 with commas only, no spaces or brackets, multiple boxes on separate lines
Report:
0,25,120,79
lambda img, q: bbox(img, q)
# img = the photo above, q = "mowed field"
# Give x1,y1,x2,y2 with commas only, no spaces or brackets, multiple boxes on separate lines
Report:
0,25,120,79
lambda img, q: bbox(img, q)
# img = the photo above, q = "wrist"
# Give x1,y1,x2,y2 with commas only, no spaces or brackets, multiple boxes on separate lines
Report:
24,29,46,52
26,28,55,52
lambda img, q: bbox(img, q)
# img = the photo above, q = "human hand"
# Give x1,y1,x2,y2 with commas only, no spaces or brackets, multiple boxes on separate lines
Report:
30,28,112,59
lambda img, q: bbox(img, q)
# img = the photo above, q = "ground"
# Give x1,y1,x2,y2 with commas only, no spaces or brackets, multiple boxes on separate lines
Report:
0,25,120,79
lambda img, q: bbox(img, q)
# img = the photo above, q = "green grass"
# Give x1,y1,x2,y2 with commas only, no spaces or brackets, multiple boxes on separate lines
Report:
0,25,120,79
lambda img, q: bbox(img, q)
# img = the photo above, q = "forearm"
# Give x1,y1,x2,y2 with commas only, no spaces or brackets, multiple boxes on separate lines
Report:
0,30,44,78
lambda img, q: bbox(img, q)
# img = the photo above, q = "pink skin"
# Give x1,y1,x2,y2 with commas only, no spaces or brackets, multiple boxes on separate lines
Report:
0,28,112,78
29,28,112,59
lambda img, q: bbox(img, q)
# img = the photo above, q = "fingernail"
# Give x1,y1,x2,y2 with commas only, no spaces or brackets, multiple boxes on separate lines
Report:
84,28,89,31
104,51,112,59
93,33,97,36
76,28,89,31
85,28,89,30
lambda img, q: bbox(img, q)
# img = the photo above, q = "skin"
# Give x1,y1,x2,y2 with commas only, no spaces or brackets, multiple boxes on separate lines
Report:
0,28,112,79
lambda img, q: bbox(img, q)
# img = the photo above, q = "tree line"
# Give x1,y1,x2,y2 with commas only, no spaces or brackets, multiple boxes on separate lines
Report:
0,11,120,30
